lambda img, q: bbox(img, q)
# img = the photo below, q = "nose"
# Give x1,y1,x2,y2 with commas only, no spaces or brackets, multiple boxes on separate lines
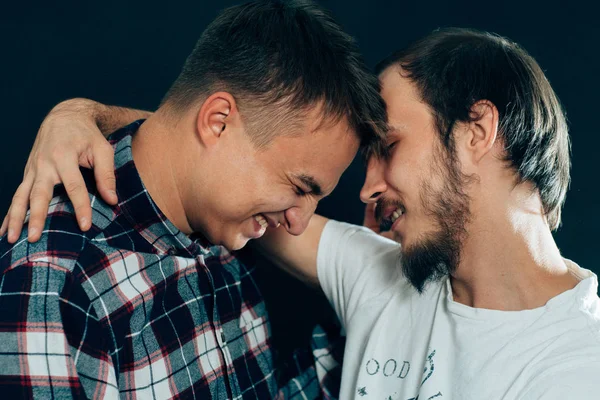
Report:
360,157,388,204
283,200,318,236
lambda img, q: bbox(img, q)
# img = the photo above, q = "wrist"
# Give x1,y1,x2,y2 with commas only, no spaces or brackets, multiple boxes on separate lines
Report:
41,98,99,134
50,98,99,116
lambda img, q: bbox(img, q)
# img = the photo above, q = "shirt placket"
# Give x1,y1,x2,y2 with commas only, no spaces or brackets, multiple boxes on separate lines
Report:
201,249,241,399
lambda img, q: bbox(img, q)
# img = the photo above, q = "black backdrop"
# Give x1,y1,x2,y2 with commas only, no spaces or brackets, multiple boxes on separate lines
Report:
1,1,598,355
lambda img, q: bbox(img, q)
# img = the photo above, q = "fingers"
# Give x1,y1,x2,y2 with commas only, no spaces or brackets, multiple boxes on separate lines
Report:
56,159,92,232
92,140,117,205
0,215,8,237
27,173,59,242
5,179,34,243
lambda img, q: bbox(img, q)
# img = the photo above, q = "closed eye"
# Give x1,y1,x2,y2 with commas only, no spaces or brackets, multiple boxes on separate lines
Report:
384,141,400,159
293,174,322,196
295,186,309,196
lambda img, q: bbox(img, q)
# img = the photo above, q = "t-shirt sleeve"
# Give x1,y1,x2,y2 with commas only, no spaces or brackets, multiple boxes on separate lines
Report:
316,219,402,329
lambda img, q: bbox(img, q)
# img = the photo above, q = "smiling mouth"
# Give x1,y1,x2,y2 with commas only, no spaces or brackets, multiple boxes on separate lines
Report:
254,214,268,229
249,214,267,239
376,201,406,231
251,214,283,238
254,213,281,229
390,207,404,224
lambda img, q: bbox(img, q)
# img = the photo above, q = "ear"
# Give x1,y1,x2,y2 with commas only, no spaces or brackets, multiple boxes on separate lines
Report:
196,92,237,148
456,100,499,165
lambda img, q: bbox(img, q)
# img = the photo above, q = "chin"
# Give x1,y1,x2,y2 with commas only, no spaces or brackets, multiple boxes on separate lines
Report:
226,235,250,251
391,228,410,249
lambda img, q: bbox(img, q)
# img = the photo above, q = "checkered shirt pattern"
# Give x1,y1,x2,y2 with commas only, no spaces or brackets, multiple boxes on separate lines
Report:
0,121,341,399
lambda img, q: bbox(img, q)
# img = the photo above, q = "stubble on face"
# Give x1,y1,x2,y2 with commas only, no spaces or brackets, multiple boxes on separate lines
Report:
399,142,474,293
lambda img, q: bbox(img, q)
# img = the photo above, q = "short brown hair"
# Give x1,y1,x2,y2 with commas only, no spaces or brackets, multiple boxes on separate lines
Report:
162,0,388,155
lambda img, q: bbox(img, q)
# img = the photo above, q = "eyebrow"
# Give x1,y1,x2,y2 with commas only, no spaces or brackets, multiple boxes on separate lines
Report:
295,174,323,196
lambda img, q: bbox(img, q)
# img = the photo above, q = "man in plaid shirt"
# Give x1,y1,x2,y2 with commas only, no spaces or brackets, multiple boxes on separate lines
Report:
0,0,387,398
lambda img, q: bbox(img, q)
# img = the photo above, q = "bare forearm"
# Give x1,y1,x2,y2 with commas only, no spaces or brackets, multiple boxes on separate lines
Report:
252,214,329,287
51,98,153,137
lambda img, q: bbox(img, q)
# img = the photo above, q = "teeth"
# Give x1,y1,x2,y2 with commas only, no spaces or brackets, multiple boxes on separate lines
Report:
254,214,268,229
391,208,403,223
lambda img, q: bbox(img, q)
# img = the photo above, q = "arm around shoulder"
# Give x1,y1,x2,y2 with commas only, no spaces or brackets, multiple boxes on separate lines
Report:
253,214,329,287
50,98,153,137
0,98,153,243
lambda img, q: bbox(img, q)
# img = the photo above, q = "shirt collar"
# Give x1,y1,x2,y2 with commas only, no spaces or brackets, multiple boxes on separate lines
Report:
110,120,206,257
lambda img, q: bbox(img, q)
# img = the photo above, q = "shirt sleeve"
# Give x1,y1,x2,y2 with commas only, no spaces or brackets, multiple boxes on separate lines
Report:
0,261,118,399
316,220,403,329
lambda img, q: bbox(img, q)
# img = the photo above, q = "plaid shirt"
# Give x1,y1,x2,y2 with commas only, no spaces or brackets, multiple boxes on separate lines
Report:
0,121,342,399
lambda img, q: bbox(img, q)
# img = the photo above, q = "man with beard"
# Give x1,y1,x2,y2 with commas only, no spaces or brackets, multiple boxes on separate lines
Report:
4,29,600,398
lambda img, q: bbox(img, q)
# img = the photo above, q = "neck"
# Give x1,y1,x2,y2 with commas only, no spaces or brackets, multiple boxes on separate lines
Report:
450,188,579,310
131,113,193,235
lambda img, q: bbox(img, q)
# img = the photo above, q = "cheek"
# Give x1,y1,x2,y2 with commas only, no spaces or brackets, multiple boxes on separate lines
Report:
386,151,421,192
232,189,296,219
207,180,257,222
260,191,298,213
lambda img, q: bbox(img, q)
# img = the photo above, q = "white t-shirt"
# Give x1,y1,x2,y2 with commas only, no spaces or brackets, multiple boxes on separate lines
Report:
317,220,600,400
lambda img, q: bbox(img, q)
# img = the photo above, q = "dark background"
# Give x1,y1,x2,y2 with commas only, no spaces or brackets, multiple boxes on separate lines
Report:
1,1,598,355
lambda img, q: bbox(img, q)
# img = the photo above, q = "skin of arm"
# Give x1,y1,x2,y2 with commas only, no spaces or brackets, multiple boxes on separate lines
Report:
254,203,392,287
253,214,329,287
82,98,153,137
1,98,152,243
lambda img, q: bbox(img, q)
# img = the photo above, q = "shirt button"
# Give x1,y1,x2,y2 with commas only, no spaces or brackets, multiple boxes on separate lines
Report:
220,332,226,345
167,248,177,256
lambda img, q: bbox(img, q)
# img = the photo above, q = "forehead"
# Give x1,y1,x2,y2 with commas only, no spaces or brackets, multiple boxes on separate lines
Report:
294,115,359,164
266,115,359,191
298,106,358,149
379,67,433,130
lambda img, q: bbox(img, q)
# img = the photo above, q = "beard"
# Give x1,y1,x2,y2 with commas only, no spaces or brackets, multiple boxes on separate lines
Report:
400,145,474,293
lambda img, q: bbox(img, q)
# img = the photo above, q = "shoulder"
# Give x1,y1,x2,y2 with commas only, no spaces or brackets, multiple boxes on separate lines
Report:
521,307,600,398
566,267,600,344
0,188,120,277
318,219,409,292
521,362,600,399
320,220,400,260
